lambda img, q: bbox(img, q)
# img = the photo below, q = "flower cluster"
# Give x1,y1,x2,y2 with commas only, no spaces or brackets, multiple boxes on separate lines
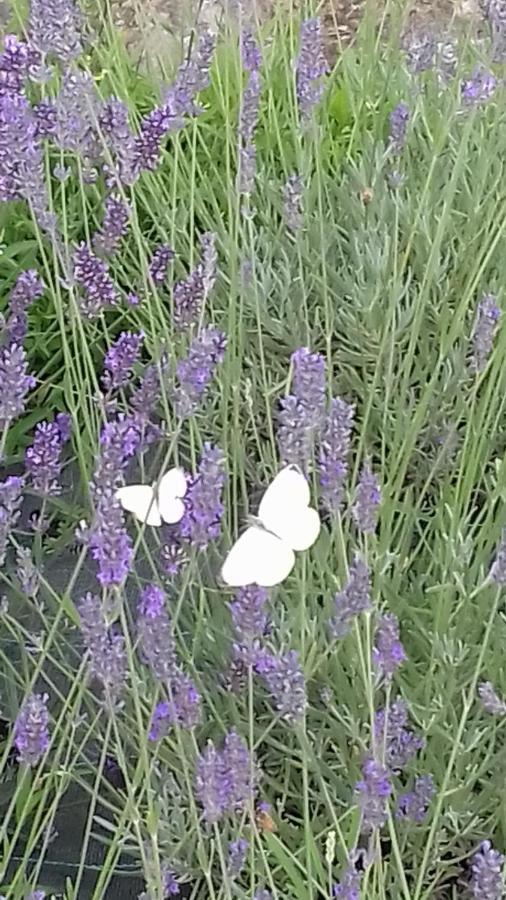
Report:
352,462,381,534
173,327,226,418
0,343,36,431
283,174,304,234
102,331,144,392
173,232,217,329
277,347,326,469
0,475,24,565
238,30,262,196
93,194,130,257
470,840,504,900
229,585,269,667
478,681,506,716
396,775,435,824
295,18,328,126
78,593,127,700
462,68,497,106
149,244,175,287
73,242,119,319
28,0,83,66
179,443,226,549
373,613,406,682
374,699,424,772
25,414,71,496
388,103,410,153
355,757,392,831
195,729,257,823
14,693,50,766
469,294,501,374
330,557,372,638
256,649,307,724
5,269,44,344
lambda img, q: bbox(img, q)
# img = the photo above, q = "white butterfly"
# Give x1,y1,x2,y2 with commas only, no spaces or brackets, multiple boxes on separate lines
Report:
116,467,187,527
221,465,320,588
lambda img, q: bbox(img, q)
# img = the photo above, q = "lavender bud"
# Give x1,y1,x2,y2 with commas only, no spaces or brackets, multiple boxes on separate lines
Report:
0,476,23,566
490,529,506,585
296,18,328,126
148,244,175,287
230,585,269,667
470,840,504,900
478,681,506,716
396,775,435,824
173,327,226,418
28,0,83,64
73,242,119,319
98,98,137,186
238,54,261,196
195,730,257,823
0,35,39,98
374,699,424,772
0,343,36,430
373,613,406,681
469,294,501,374
355,757,392,831
330,557,372,638
173,232,217,329
51,70,102,170
16,546,39,597
462,68,497,106
93,195,130,257
277,347,326,469
168,30,215,118
227,838,249,878
78,592,127,699
102,331,144,392
256,649,307,724
14,692,49,766
388,103,410,154
319,397,355,514
352,462,381,534
240,29,261,72
283,174,304,234
137,585,177,683
180,443,226,549
148,671,201,737
5,269,44,344
404,30,436,73
160,540,187,578
25,417,70,497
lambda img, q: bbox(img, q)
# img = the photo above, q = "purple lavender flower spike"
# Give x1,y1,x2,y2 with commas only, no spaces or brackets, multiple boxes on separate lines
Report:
277,347,326,469
296,18,328,126
73,242,119,318
195,730,256,823
469,294,501,374
28,0,83,65
149,244,175,287
78,592,127,699
292,347,326,423
355,757,392,831
180,443,226,549
14,693,50,766
25,417,70,497
404,30,436,74
93,195,130,257
470,840,504,900
173,232,217,329
163,869,180,896
0,35,40,98
485,0,506,61
223,729,257,810
462,68,497,106
6,270,44,343
137,584,177,683
195,740,228,823
0,476,24,565
0,344,36,431
148,673,200,738
490,529,506,585
330,557,371,638
228,838,249,878
478,681,506,716
320,397,355,514
333,856,362,898
256,649,307,724
51,70,102,171
102,331,144,392
238,30,262,198
16,546,39,597
168,30,215,117
174,327,226,418
373,613,406,681
230,585,269,667
388,103,410,154
374,699,424,772
396,775,435,824
160,540,187,578
283,174,304,234
241,29,261,72
352,461,381,534
98,98,138,186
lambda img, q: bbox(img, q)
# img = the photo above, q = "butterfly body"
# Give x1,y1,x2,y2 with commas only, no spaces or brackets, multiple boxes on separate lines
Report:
221,466,320,587
116,467,187,526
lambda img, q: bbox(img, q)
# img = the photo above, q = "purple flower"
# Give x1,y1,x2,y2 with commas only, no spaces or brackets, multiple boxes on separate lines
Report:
319,397,355,513
228,838,249,878
230,585,269,667
148,672,201,738
180,443,226,549
388,103,410,153
168,30,215,118
174,327,226,417
14,693,49,766
16,546,39,597
163,869,180,896
93,195,130,257
469,294,501,374
130,363,163,427
137,585,177,683
78,592,127,699
5,269,44,344
292,347,326,422
28,0,83,64
238,42,261,196
0,343,36,430
296,18,327,126
396,775,435,824
50,70,102,171
257,649,307,724
283,173,304,234
102,331,144,392
373,613,406,681
462,68,497,106
333,857,362,899
330,557,372,638
478,681,506,716
26,892,46,900
195,729,257,823
98,98,137,186
277,347,326,469
173,232,217,329
404,31,436,73
133,96,185,175
490,529,506,585
149,244,175,287
25,417,70,497
0,35,39,98
374,699,424,772
160,540,187,578
73,242,119,319
470,840,504,900
352,462,381,534
355,757,392,831
0,476,23,566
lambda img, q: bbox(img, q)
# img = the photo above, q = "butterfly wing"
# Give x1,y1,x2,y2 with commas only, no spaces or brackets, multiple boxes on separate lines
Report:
116,485,162,526
221,526,296,588
258,465,321,551
157,467,187,524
